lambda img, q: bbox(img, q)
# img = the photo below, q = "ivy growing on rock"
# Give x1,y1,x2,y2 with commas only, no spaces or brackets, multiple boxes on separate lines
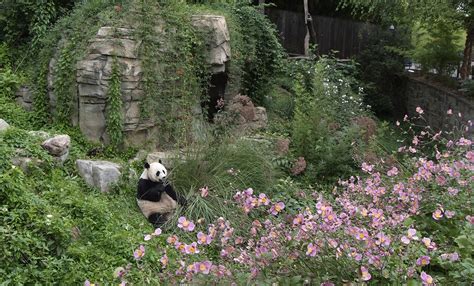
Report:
106,56,124,149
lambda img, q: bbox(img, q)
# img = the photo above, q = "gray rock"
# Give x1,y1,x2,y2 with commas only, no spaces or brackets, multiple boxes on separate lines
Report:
146,151,184,169
0,119,10,132
15,86,33,111
41,135,71,156
79,102,106,143
46,16,232,145
76,159,122,192
11,157,43,173
191,15,231,74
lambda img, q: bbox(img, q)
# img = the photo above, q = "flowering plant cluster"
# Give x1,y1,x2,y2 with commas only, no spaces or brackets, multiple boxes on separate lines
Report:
87,112,472,286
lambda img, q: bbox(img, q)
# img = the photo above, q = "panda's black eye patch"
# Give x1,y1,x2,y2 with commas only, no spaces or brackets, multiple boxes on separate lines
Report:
156,171,161,176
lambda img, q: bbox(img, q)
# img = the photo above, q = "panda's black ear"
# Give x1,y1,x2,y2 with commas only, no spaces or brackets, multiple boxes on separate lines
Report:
144,162,150,169
159,159,162,164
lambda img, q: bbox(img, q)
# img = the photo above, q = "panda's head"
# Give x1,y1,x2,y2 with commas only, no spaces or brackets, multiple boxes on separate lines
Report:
142,160,168,183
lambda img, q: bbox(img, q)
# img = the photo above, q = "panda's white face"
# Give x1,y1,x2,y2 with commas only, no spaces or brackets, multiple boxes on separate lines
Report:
142,162,168,182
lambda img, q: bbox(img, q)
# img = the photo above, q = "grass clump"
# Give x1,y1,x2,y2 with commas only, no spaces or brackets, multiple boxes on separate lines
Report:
169,138,279,228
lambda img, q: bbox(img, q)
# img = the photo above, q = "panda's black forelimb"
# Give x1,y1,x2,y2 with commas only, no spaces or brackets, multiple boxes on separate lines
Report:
164,184,187,208
164,184,177,201
148,213,168,228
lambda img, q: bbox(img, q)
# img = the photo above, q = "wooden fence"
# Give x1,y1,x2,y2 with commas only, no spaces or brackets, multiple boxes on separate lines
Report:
266,8,379,58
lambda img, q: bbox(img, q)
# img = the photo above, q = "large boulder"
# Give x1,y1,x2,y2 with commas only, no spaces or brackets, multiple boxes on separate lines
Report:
146,151,185,169
43,14,231,146
76,160,121,192
226,95,268,132
191,15,231,74
41,134,71,163
0,119,10,132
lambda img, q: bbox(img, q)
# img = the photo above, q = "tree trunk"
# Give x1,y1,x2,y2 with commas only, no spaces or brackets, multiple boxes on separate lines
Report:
460,27,474,80
303,0,310,56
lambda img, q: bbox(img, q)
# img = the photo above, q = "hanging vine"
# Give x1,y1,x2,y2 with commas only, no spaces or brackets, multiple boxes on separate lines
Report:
106,56,124,148
134,1,209,146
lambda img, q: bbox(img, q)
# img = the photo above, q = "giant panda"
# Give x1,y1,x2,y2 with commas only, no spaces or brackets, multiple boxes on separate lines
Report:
136,160,185,227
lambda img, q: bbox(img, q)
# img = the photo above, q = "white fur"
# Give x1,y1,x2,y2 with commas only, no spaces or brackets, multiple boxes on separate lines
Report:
137,193,177,217
142,162,168,182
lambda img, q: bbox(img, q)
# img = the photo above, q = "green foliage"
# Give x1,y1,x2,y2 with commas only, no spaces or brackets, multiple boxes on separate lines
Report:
229,4,284,105
170,139,279,227
411,21,463,76
54,36,78,123
0,67,22,100
290,57,369,182
0,0,74,47
0,124,155,285
28,1,117,127
133,1,210,146
355,28,408,117
106,57,124,149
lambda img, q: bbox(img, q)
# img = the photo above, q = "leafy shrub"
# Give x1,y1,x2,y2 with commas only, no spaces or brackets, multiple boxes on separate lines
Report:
226,4,284,105
290,57,369,182
355,28,408,117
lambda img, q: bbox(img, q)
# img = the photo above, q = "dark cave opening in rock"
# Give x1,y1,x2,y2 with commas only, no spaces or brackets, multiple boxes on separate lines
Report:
202,72,228,121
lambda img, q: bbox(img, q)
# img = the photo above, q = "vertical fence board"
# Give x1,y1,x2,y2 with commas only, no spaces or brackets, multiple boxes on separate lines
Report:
266,8,379,57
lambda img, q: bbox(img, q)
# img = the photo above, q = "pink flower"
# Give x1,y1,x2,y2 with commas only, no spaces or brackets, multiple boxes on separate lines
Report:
258,193,270,206
422,237,437,250
447,109,452,115
401,228,418,244
200,186,209,197
216,98,225,109
197,231,212,245
195,261,212,274
416,107,424,114
84,280,95,286
448,252,459,262
175,242,186,253
160,254,169,268
144,234,152,241
466,215,474,224
361,162,374,173
420,271,434,285
396,120,400,126
178,216,195,232
306,242,319,257
445,210,455,218
375,232,391,247
416,255,431,266
154,228,162,236
441,252,460,262
293,214,304,225
387,167,399,177
184,242,199,254
466,151,474,162
167,235,178,245
413,136,419,146
269,202,285,215
133,245,145,260
432,209,443,220
447,187,459,196
360,266,371,281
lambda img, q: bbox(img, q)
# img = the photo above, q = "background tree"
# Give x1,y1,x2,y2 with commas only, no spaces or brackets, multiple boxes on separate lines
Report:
340,0,474,79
